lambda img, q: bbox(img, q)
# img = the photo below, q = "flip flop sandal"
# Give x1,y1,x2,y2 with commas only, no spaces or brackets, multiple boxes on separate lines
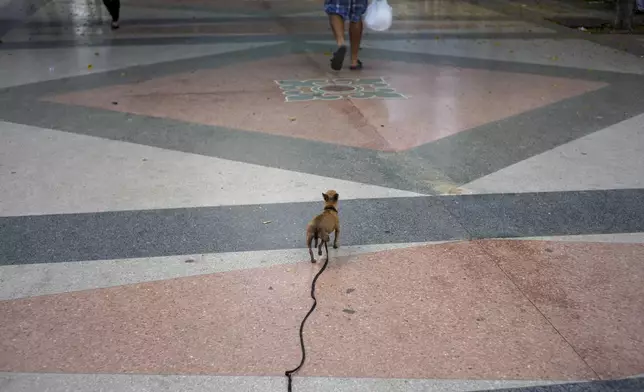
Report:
349,60,363,71
330,46,347,71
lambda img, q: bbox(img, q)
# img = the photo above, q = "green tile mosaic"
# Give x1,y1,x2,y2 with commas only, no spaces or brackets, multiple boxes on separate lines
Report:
275,78,407,102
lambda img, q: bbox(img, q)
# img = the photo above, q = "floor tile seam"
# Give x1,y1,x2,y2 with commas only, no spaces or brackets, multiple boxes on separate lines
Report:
5,17,546,29
489,234,644,244
336,95,394,152
472,241,602,381
0,241,459,269
0,371,579,383
0,32,566,51
0,242,449,269
432,197,475,242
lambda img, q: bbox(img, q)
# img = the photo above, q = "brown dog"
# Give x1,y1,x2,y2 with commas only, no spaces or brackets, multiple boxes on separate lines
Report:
306,190,340,263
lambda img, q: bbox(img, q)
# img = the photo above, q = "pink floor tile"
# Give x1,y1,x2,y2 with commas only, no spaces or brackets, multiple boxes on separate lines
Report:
47,55,606,152
0,242,594,380
480,240,644,379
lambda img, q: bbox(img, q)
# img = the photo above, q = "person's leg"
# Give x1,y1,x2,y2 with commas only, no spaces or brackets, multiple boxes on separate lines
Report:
328,14,347,70
112,0,120,22
348,0,367,68
348,20,363,67
102,0,120,28
328,13,345,47
325,0,348,70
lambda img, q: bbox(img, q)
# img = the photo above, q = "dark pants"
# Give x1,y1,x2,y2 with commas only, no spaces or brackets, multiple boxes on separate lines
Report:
102,0,120,21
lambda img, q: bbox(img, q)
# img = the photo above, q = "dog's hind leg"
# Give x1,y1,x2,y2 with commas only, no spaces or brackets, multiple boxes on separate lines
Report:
318,232,328,256
307,231,316,263
333,225,340,249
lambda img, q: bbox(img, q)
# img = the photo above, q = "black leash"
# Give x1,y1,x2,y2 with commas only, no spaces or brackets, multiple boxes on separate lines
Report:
284,242,330,392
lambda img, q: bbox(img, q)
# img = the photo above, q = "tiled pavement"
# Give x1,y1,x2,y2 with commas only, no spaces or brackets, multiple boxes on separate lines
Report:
1,0,643,391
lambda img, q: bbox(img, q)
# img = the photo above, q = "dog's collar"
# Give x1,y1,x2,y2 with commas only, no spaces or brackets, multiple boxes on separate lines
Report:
324,205,338,213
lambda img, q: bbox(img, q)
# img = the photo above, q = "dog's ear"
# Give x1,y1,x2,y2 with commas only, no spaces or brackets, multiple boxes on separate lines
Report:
322,193,329,202
333,193,339,202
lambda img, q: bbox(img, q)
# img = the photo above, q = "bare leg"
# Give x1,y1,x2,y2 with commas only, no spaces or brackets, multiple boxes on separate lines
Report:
333,226,340,249
328,14,345,47
349,20,363,67
328,13,347,70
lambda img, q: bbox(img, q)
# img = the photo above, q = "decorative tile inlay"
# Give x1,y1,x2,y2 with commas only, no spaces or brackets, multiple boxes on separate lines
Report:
275,78,407,102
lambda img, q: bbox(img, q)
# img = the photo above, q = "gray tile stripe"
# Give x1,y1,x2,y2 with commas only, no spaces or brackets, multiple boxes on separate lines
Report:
351,45,643,83
0,372,574,392
19,15,518,28
0,42,291,94
0,0,51,37
446,189,644,239
0,32,562,51
482,376,644,392
2,189,644,266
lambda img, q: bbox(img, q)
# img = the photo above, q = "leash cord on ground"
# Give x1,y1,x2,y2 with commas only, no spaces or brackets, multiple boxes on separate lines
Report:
284,242,330,392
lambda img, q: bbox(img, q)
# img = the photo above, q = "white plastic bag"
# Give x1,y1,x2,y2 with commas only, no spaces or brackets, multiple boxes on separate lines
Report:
364,0,393,32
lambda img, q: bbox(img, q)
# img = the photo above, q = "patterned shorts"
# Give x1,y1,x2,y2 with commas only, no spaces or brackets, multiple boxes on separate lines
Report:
324,0,369,23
